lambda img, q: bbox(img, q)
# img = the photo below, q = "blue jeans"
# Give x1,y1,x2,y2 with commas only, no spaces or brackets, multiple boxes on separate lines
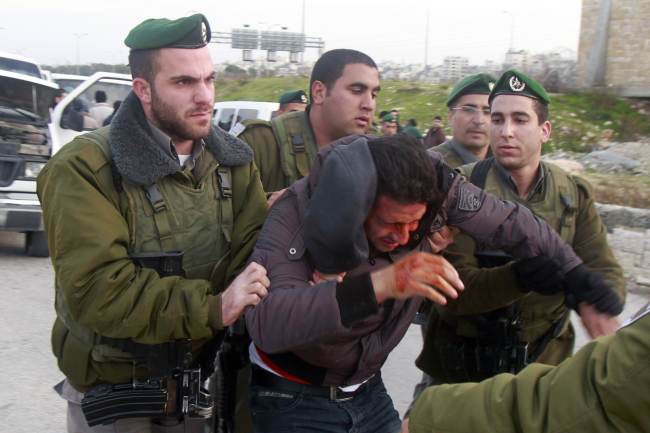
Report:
250,376,401,433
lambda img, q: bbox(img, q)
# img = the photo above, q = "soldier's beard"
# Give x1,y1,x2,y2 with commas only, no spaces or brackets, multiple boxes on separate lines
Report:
150,91,212,142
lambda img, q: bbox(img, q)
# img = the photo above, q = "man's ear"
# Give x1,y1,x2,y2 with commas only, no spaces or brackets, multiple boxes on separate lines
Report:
311,80,327,105
132,77,152,105
541,120,552,143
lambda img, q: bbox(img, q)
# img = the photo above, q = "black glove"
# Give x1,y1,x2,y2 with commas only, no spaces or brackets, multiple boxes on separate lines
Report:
564,264,624,315
513,256,564,295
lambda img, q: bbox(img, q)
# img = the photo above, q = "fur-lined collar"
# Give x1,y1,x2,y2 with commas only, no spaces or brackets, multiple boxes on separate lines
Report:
109,92,252,186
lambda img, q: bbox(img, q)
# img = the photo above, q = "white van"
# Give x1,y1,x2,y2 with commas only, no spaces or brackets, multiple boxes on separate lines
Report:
213,101,279,134
50,73,90,93
50,72,132,155
0,51,45,80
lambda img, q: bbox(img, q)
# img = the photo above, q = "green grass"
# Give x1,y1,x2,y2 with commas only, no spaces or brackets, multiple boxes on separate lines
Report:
215,77,650,153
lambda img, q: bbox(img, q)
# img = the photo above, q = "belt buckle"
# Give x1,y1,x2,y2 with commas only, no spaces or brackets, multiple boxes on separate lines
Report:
329,387,354,402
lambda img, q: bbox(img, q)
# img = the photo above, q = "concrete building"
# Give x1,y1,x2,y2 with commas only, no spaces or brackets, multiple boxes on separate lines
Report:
504,49,530,71
577,0,650,96
441,56,469,83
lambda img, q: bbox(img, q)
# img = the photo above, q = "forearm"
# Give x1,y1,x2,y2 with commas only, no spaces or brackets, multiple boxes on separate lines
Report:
411,316,650,433
439,234,522,315
573,194,626,301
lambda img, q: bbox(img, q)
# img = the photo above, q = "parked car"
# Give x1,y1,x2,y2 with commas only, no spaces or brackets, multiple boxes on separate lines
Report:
213,100,278,134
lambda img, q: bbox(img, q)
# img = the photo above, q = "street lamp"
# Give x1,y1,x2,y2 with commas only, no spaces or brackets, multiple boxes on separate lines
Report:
73,33,88,75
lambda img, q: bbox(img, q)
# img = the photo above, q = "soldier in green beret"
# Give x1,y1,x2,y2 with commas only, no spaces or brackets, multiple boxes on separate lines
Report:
405,73,497,421
403,69,626,432
432,72,496,168
274,90,308,117
380,113,398,136
236,49,380,207
38,13,268,432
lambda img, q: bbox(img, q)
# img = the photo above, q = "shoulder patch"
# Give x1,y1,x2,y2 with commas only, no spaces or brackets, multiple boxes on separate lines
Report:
457,183,483,212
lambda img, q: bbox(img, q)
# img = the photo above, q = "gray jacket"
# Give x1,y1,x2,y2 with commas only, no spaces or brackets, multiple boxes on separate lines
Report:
245,137,582,387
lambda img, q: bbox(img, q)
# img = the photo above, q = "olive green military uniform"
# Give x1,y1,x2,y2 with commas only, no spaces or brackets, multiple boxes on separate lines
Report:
410,303,650,433
430,139,480,169
39,13,266,432
38,92,266,431
237,110,318,192
416,159,625,382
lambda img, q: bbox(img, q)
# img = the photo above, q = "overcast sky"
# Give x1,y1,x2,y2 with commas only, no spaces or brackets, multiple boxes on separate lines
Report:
2,0,583,67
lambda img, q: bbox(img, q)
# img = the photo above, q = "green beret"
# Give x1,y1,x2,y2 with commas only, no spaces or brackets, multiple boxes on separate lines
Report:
381,113,396,123
125,13,211,50
446,73,496,107
489,69,550,105
279,90,308,105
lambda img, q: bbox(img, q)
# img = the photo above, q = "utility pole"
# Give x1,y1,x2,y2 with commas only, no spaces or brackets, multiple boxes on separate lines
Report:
424,3,430,68
301,0,306,63
73,33,88,75
502,11,515,51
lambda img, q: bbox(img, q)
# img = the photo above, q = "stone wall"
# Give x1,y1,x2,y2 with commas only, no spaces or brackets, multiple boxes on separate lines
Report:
577,0,650,96
596,203,650,292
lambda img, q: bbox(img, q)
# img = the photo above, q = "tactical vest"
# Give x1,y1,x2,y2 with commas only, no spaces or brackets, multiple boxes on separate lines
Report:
270,111,318,185
461,158,579,343
433,141,465,169
53,128,235,374
426,159,581,383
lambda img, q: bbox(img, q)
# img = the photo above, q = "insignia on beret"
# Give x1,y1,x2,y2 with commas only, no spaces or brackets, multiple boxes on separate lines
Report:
509,75,526,92
489,68,550,105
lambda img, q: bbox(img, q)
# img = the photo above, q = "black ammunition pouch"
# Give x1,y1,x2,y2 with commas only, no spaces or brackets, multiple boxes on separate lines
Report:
81,367,213,426
81,251,214,426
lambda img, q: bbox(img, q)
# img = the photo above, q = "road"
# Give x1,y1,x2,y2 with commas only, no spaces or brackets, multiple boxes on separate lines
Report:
1,230,648,431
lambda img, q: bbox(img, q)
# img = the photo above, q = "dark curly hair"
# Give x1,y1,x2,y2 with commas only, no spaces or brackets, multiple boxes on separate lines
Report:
367,134,439,205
